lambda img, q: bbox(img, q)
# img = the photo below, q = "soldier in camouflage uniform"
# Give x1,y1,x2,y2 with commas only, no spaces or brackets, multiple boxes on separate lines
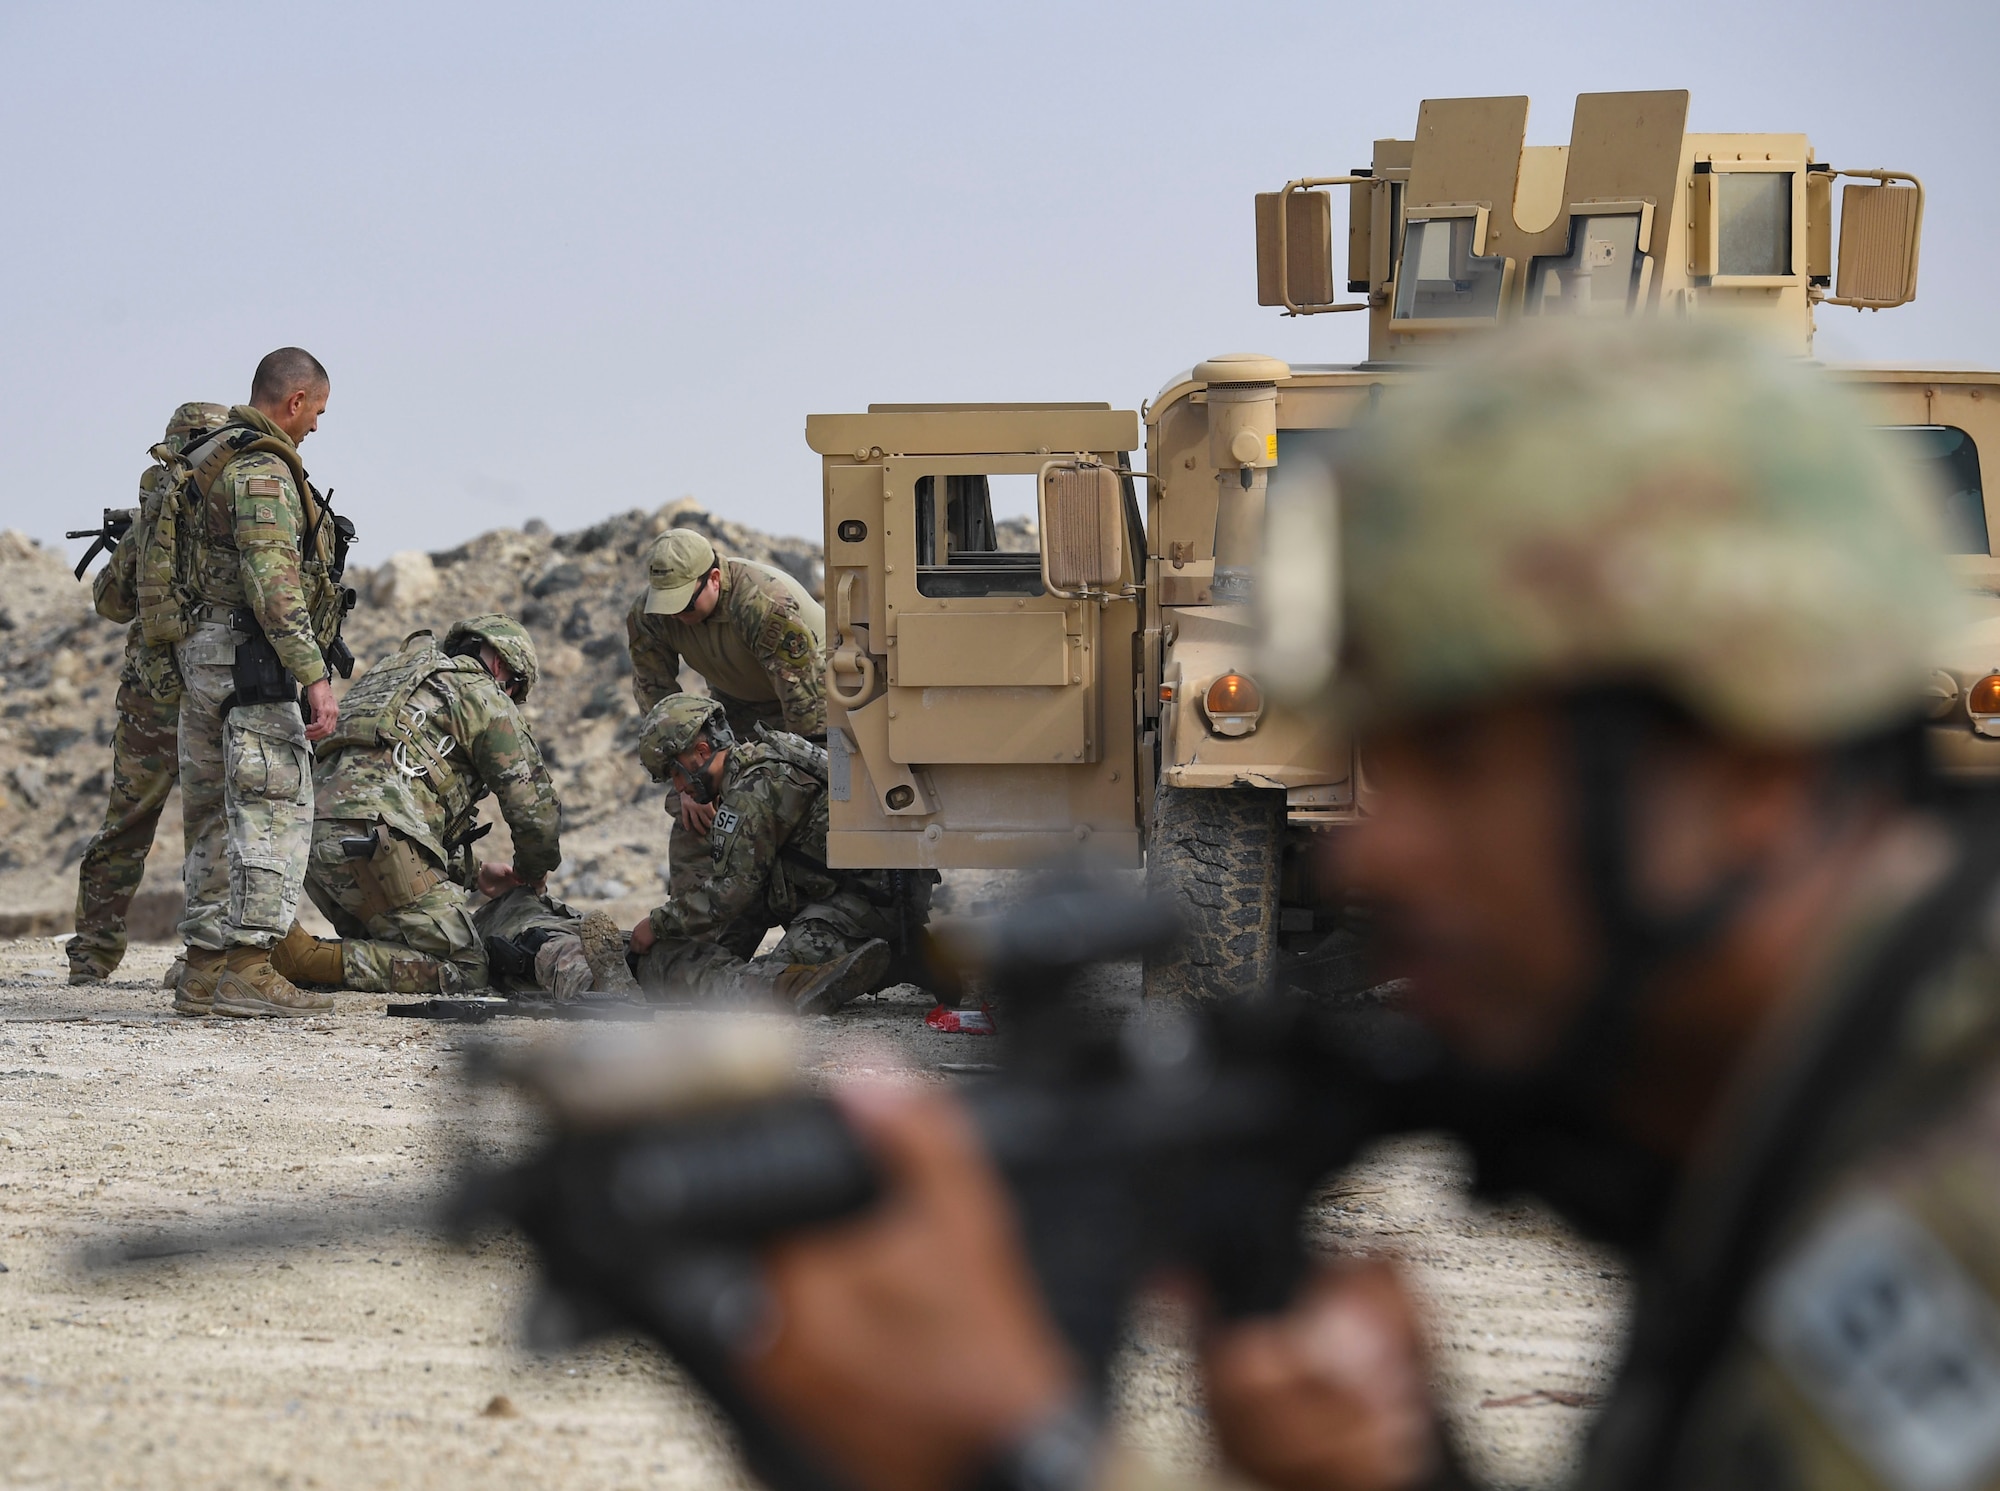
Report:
472,882,627,1000
625,694,912,1013
305,616,562,995
67,401,229,983
722,325,2000,1491
172,349,349,1019
626,528,827,904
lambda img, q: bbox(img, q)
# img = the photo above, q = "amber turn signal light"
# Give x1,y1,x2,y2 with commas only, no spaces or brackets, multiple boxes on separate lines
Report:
1205,673,1263,717
1201,673,1264,736
1971,674,2000,715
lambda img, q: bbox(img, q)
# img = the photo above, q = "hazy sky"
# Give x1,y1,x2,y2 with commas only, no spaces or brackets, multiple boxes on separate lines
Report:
4,0,1996,567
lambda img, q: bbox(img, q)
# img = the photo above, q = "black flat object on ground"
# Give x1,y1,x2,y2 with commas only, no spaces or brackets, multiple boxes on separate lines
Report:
385,994,654,1023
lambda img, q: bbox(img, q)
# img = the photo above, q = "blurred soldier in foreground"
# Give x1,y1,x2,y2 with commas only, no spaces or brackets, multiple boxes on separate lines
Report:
303,616,564,995
67,401,229,983
626,694,909,1013
716,326,2000,1491
626,528,826,901
169,348,348,1018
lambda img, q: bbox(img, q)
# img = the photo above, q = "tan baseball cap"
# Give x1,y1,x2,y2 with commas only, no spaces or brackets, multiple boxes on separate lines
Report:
643,529,719,615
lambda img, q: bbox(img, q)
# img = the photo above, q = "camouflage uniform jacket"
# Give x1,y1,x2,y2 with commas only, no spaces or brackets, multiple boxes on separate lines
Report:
91,481,181,706
626,557,826,738
186,406,339,687
1573,820,2000,1491
314,642,562,882
645,735,854,945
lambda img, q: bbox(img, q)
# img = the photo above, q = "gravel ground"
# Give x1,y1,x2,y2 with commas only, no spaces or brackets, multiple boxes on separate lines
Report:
0,931,1627,1491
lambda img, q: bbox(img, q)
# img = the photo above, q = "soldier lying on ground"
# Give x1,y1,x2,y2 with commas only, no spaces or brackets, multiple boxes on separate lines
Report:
709,325,2000,1491
68,400,229,984
298,615,561,994
472,870,627,1000
626,528,826,904
625,694,926,1013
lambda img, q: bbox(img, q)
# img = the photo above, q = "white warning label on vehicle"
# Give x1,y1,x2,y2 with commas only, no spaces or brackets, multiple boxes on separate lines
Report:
1755,1196,2000,1491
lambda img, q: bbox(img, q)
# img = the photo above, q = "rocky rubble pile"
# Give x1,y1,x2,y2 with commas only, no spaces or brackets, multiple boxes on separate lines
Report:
0,501,826,938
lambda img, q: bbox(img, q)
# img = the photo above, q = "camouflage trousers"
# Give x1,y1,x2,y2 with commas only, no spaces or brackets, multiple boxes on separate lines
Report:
632,899,883,1006
175,630,312,952
473,887,593,999
304,821,486,994
68,679,179,978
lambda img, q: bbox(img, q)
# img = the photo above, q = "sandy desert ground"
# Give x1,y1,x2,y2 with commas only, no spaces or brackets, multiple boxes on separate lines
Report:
0,926,1628,1491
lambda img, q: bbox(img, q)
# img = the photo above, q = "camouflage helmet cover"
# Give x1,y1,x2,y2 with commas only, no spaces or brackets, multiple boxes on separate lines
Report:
443,614,540,702
161,401,230,456
1311,322,1962,745
638,694,731,780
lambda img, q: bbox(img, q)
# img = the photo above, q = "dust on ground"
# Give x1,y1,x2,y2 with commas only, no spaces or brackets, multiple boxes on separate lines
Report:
0,930,1628,1491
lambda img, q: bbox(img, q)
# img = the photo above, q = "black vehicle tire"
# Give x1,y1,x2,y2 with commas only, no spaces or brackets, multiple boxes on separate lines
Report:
1141,784,1284,1003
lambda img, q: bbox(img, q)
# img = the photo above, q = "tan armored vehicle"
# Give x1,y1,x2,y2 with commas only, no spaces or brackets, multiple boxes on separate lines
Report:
809,89,1995,1001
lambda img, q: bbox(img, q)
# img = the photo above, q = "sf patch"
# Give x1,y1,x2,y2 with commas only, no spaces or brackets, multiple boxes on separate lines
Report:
1755,1196,2000,1491
714,805,741,835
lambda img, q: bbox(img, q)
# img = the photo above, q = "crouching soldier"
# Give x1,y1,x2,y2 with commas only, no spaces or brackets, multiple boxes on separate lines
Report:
626,695,926,1013
300,615,561,993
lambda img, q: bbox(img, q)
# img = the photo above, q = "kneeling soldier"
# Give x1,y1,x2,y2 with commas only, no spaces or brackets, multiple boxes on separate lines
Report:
302,615,561,993
627,695,913,1012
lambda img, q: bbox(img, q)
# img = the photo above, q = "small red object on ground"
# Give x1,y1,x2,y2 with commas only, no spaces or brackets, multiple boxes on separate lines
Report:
924,1004,997,1035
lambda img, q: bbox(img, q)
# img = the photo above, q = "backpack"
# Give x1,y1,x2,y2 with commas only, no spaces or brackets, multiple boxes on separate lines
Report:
134,424,318,646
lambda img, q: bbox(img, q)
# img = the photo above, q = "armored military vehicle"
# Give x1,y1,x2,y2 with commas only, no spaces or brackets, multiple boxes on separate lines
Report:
809,90,1988,1002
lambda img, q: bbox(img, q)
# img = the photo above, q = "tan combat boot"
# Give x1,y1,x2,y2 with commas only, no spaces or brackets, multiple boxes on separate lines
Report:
579,911,637,992
268,922,345,989
174,948,223,1017
211,946,336,1019
775,938,893,1017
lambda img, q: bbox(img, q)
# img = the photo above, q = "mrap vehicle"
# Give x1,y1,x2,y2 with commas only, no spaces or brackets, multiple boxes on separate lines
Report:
807,89,1989,1003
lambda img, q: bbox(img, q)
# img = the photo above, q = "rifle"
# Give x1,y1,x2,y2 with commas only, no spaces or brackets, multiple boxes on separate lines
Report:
445,890,1457,1491
90,888,1448,1491
67,507,134,581
316,490,360,679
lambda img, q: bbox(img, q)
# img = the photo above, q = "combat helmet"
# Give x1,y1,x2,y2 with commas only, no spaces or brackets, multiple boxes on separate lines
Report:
638,695,734,781
161,401,229,457
442,615,540,702
1292,321,1960,746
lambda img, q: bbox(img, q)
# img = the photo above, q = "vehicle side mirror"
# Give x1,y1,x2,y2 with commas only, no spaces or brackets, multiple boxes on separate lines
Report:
1827,171,1923,309
1256,179,1373,316
1039,462,1125,598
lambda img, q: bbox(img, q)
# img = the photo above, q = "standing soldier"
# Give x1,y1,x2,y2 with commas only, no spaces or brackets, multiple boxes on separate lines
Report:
625,694,906,1012
170,348,348,1018
67,401,228,984
303,616,563,994
626,529,826,899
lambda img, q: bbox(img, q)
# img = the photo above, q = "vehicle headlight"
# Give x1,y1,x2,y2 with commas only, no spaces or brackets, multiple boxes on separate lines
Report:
1202,672,1265,737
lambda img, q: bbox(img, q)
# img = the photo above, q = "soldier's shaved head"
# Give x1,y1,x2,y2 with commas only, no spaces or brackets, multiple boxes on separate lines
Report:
249,347,329,407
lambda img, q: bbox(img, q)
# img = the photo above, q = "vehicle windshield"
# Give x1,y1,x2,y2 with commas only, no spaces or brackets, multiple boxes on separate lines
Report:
1878,425,1987,556
1392,217,1505,322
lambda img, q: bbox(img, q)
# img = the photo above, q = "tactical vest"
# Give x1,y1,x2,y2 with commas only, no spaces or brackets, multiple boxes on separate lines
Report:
135,422,339,647
320,632,485,838
747,726,907,908
752,723,830,781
